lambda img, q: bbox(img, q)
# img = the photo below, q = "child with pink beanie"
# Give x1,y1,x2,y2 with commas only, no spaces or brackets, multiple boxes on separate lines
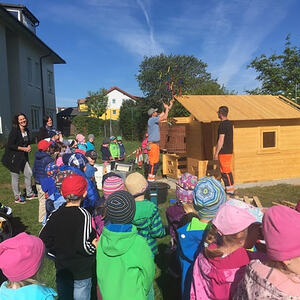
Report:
76,133,87,153
234,205,300,299
0,232,57,299
190,201,262,300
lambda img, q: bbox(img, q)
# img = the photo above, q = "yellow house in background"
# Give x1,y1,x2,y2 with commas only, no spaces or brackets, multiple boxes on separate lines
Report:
77,86,140,120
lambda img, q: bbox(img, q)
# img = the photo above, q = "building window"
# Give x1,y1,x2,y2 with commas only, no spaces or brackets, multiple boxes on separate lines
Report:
112,99,116,104
112,110,116,115
31,107,40,130
260,128,278,150
27,57,32,83
34,62,40,87
47,70,54,93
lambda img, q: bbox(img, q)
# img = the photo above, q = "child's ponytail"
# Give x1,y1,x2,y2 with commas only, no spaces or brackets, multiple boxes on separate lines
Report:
203,224,224,258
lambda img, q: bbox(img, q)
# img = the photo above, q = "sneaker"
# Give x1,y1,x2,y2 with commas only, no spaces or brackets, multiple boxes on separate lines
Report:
15,196,26,204
26,193,38,200
0,203,12,216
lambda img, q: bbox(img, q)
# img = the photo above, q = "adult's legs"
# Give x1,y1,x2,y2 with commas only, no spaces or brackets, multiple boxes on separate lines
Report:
148,143,160,182
73,277,92,300
218,154,235,195
10,172,20,200
23,162,33,196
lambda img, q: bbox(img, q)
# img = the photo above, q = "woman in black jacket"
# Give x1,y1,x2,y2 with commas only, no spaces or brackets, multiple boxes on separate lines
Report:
38,115,55,141
1,113,37,204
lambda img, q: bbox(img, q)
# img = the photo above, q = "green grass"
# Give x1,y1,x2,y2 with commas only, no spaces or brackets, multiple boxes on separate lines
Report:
1,138,300,299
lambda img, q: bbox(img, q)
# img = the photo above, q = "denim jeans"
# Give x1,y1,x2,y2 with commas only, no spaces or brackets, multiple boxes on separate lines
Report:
74,278,92,300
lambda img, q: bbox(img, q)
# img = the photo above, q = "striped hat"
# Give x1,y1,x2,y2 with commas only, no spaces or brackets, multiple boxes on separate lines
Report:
103,176,125,199
193,176,226,220
106,191,136,224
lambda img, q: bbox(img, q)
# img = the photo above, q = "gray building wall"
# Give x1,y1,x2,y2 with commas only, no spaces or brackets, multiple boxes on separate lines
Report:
0,23,12,137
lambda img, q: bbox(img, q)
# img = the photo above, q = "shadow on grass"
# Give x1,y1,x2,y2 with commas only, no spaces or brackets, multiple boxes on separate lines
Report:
155,243,181,300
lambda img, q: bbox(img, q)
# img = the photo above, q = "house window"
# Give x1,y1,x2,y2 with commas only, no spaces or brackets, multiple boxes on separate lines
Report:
31,107,40,130
47,70,54,93
112,110,116,115
34,62,40,87
260,128,278,150
27,57,32,83
112,99,116,104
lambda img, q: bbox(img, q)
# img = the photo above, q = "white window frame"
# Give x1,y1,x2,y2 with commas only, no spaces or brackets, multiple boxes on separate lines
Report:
0,116,3,134
112,109,116,115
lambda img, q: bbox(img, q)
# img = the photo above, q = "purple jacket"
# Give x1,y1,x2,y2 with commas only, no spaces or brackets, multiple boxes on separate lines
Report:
165,203,186,250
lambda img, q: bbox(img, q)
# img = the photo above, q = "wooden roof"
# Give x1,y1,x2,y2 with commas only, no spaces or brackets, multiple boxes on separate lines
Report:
176,95,300,122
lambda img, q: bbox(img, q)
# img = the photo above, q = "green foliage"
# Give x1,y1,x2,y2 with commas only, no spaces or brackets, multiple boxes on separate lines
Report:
86,88,108,118
72,115,87,135
119,100,140,140
247,35,300,102
136,54,228,117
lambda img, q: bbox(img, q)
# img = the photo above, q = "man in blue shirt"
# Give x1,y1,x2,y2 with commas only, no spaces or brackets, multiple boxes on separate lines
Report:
147,100,174,181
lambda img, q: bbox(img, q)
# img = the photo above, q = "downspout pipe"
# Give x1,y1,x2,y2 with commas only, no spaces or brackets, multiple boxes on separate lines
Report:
40,53,51,115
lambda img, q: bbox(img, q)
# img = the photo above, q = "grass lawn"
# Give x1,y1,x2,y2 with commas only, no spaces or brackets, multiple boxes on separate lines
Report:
0,137,300,299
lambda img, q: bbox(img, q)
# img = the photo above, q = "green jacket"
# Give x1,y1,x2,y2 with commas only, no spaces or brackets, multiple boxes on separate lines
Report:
109,143,120,158
97,224,155,300
132,200,166,255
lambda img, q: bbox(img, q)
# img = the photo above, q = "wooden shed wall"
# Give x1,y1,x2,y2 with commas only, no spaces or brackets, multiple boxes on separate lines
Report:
233,119,300,183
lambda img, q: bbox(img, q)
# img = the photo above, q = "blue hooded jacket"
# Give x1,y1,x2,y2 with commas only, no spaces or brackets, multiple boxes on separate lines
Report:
33,151,54,184
59,165,100,211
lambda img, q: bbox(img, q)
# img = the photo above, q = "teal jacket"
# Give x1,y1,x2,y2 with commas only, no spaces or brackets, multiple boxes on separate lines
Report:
132,200,166,255
109,143,120,158
97,224,155,300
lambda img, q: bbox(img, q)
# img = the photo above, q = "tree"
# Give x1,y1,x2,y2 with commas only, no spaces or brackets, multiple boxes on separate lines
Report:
247,35,300,102
136,54,228,117
86,88,108,118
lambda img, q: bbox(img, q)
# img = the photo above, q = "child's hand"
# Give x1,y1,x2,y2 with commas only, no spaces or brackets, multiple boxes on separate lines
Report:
92,238,98,248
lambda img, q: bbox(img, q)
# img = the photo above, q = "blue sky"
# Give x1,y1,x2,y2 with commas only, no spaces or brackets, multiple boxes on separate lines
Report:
6,0,300,106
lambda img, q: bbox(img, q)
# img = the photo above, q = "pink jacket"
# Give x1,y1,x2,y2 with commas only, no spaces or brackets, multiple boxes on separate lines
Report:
190,245,254,300
141,137,148,154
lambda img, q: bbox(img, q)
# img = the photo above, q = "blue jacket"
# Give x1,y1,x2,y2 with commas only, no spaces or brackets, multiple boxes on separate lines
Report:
118,143,125,157
33,151,54,184
176,218,209,300
59,165,100,211
86,141,95,152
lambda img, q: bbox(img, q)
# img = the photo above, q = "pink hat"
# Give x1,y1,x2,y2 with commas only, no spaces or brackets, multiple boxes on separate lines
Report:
0,232,45,281
212,202,257,235
103,176,125,199
76,133,85,143
263,205,300,261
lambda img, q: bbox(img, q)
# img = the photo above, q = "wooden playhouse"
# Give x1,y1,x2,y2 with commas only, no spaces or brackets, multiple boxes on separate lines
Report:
162,95,300,184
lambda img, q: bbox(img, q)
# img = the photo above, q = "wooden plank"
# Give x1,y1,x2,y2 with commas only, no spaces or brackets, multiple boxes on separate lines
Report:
243,196,251,204
253,196,263,208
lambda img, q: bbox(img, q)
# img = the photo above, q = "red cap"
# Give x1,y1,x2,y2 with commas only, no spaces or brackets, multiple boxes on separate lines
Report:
37,140,51,151
61,174,88,200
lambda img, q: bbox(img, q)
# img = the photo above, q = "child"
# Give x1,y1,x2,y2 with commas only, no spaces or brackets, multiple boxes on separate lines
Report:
85,150,98,181
234,205,300,299
96,190,155,300
100,139,111,165
40,174,97,300
166,172,198,252
117,136,125,161
86,134,95,152
125,172,165,256
76,133,87,153
102,175,125,199
33,140,54,223
109,136,120,169
141,133,149,178
49,130,60,143
190,201,262,300
176,176,226,299
0,232,57,299
55,142,67,167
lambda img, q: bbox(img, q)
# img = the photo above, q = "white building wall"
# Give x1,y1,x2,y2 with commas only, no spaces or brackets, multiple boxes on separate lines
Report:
0,23,12,136
107,89,134,109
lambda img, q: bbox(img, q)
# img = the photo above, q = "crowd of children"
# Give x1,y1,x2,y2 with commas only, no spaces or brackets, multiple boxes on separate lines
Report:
1,131,300,300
